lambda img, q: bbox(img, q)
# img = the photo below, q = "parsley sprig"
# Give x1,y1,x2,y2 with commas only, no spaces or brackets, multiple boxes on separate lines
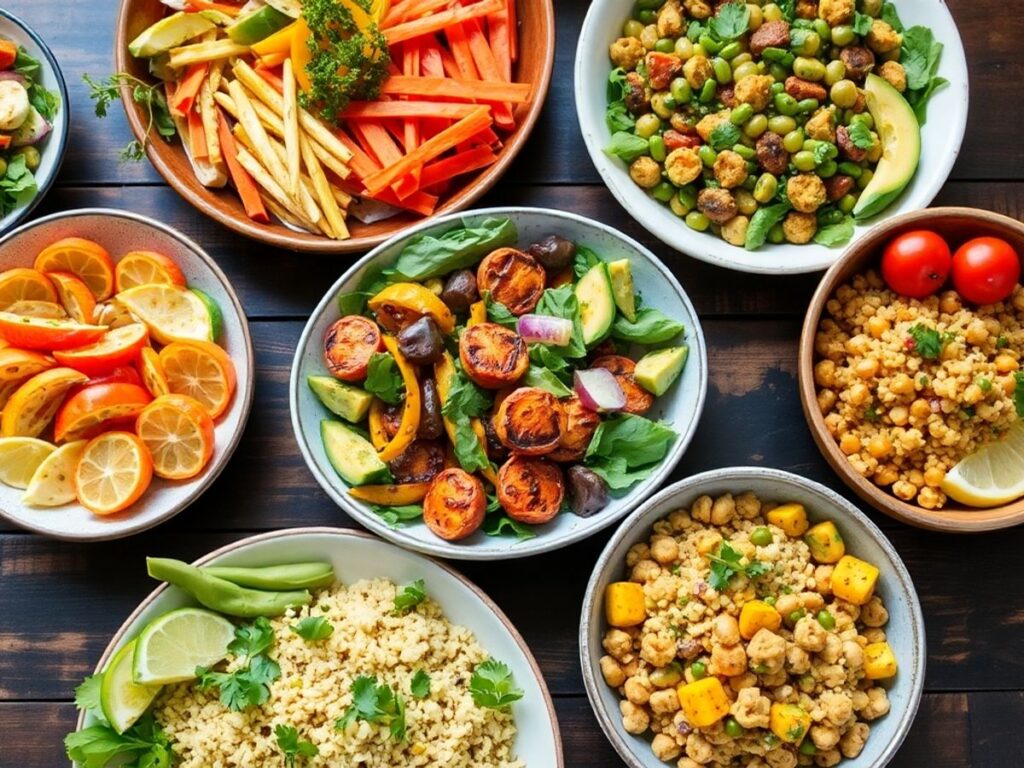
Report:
469,659,524,710
82,72,176,161
706,542,771,591
907,324,955,360
275,724,319,767
336,675,407,741
196,618,282,712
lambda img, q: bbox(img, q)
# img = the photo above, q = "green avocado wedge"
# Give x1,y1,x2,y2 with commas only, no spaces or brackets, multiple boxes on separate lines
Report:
853,73,921,221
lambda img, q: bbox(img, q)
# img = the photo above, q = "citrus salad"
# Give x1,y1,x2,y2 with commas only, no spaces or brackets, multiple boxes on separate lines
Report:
113,0,529,239
0,237,237,517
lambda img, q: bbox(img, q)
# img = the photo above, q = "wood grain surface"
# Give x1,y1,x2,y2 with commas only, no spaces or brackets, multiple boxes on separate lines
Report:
0,1,1021,766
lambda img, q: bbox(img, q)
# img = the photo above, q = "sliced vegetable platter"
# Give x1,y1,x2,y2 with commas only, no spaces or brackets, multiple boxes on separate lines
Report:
290,207,707,560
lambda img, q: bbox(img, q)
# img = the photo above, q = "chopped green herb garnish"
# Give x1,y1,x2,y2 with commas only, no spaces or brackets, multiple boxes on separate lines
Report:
410,669,431,699
83,72,175,161
275,724,319,767
907,324,950,359
469,659,524,710
196,618,281,712
393,579,427,614
336,675,406,741
706,542,771,591
290,616,334,643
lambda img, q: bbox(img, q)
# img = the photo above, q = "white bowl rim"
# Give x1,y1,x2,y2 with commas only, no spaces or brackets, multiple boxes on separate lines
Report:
573,0,969,275
0,207,256,541
72,526,566,767
289,205,709,561
579,466,927,768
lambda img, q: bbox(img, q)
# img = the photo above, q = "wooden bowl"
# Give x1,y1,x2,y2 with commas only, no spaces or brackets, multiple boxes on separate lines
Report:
799,207,1024,533
113,0,555,254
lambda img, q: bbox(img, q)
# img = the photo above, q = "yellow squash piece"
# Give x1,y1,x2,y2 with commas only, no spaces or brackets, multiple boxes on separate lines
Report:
864,641,898,680
770,702,812,744
468,300,487,327
375,336,420,462
804,520,846,563
604,582,646,628
739,599,782,640
677,677,731,728
766,502,809,537
831,555,880,606
349,482,430,505
368,282,456,334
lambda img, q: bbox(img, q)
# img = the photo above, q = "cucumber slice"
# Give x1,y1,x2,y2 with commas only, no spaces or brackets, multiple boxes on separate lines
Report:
128,12,216,58
308,376,374,423
321,420,391,486
227,6,293,45
575,263,616,346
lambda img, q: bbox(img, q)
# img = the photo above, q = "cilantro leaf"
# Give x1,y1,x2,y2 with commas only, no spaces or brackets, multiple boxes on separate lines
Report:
363,352,404,404
603,131,650,162
227,617,275,660
907,324,947,359
881,2,903,31
706,542,771,591
393,578,427,614
65,714,172,768
195,619,281,712
410,669,431,699
1014,372,1024,418
83,72,175,161
710,1,750,41
606,67,636,133
336,675,406,741
74,674,104,717
709,122,742,151
469,659,524,710
853,12,873,36
275,724,318,768
846,120,876,150
290,616,334,643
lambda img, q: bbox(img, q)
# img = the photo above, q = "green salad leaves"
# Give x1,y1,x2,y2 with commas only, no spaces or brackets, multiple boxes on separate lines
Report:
393,579,427,614
391,218,517,280
584,414,677,490
606,67,636,133
363,352,404,404
0,153,38,218
275,724,319,767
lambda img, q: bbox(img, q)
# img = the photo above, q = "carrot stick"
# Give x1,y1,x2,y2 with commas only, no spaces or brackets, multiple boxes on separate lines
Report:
169,63,208,115
188,107,209,159
419,145,497,187
506,0,517,62
185,0,242,16
351,121,404,168
462,18,513,128
217,108,269,223
402,43,421,154
362,106,492,195
384,0,503,45
380,76,531,102
383,0,452,28
420,41,445,77
339,101,479,119
487,7,512,81
445,22,479,80
372,187,438,216
439,47,462,79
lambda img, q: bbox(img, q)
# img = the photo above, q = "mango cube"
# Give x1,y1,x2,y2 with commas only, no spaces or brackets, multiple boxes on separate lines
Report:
766,503,809,537
605,582,646,627
770,702,812,744
831,555,880,606
804,520,846,564
739,599,783,639
677,677,731,727
864,641,898,680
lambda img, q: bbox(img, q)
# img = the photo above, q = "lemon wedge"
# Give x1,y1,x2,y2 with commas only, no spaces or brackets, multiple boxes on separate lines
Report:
942,422,1024,507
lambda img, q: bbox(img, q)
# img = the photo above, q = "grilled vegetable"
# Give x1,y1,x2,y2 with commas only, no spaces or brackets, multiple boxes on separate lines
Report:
388,439,444,484
440,269,479,312
549,396,601,462
496,455,564,524
417,378,444,440
422,467,486,541
368,282,456,334
831,555,880,606
396,315,444,365
527,235,576,271
476,247,546,316
567,465,609,517
459,322,529,389
494,387,564,456
323,315,382,382
591,355,654,415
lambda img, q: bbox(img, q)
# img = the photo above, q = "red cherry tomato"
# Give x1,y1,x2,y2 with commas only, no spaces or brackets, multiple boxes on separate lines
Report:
880,230,952,298
951,237,1021,305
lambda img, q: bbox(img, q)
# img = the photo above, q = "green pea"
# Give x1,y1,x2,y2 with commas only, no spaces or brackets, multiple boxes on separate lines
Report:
768,115,797,135
651,92,675,119
724,717,744,738
825,60,847,85
792,30,820,56
830,79,859,109
692,42,707,57
752,662,770,675
793,150,817,171
652,181,676,201
774,92,799,116
713,57,733,84
831,24,855,46
750,526,774,546
669,196,689,217
637,8,657,24
635,113,662,138
764,595,778,606
698,144,718,166
819,207,844,225
783,128,805,153
793,56,826,81
838,193,858,213
719,41,744,60
799,740,818,755
678,185,698,211
655,37,676,53
769,62,788,83
788,608,807,624
763,2,783,22
769,81,784,96
817,610,836,630
690,660,708,679
818,159,838,178
857,168,874,189
837,161,863,178
699,78,718,103
649,135,667,162
670,77,693,104
732,144,756,161
16,146,41,172
768,223,785,243
730,103,755,125
744,113,769,138
851,112,874,130
685,211,710,231
699,34,723,54
812,18,831,41
796,97,820,113
675,37,694,60
623,19,644,38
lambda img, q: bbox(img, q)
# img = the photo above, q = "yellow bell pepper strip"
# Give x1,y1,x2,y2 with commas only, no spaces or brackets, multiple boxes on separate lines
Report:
349,482,430,505
368,398,391,451
251,20,299,57
376,336,420,462
434,351,497,485
368,282,456,334
468,299,487,327
290,17,314,91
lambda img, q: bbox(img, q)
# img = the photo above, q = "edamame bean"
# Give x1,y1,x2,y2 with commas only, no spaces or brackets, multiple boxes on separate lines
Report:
851,112,874,129
147,557,312,617
699,34,723,54
699,78,718,103
793,150,817,171
812,18,831,41
678,185,698,211
770,81,785,95
831,24,855,46
735,189,758,215
652,92,674,119
857,168,874,189
747,4,764,30
825,60,847,85
792,30,820,56
763,3,783,22
732,52,753,66
769,62,788,82
744,114,769,138
640,24,659,49
768,115,797,135
692,42,707,57
732,143,756,160
623,19,644,38
796,97,819,113
675,37,694,60
753,173,778,203
669,196,688,216
635,113,662,138
823,142,839,159
742,170,758,188
768,223,785,243
817,610,836,630
713,57,732,84
671,77,692,103
724,717,745,738
838,193,858,213
783,128,805,153
818,159,838,177
800,740,818,756
203,562,336,590
719,41,744,60
838,161,863,178
830,79,859,108
730,103,755,125
652,181,675,201
655,37,675,53
774,92,799,116
649,135,667,162
733,61,760,82
819,207,844,225
686,211,710,231
698,145,718,166
793,56,826,81
638,9,657,24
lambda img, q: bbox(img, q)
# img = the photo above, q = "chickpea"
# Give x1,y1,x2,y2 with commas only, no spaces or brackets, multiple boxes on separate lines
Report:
924,466,945,487
775,594,800,617
642,633,677,667
909,399,932,420
866,315,889,338
888,406,909,426
711,642,748,676
650,536,680,564
632,559,662,583
651,733,681,761
814,565,834,595
938,291,962,314
848,382,870,405
839,433,861,455
721,215,751,247
995,354,1019,373
603,629,634,661
630,156,662,189
861,596,889,627
619,699,650,734
889,373,914,395
624,675,652,705
817,389,837,414
866,435,892,459
691,495,713,522
710,494,737,525
600,655,627,687
815,359,837,388
713,614,741,646
854,358,879,379
649,688,681,714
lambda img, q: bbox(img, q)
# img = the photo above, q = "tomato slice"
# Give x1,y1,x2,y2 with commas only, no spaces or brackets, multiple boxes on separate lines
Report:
0,312,107,351
52,323,149,376
54,382,152,443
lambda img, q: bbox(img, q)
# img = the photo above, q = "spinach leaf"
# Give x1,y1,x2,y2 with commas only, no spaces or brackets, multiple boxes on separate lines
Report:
777,0,795,21
529,343,573,383
709,122,742,151
813,215,855,247
603,131,650,162
440,364,492,473
65,714,173,768
0,154,37,217
907,75,948,125
391,218,517,280
881,2,903,31
606,67,636,133
523,365,573,397
483,291,518,328
573,244,603,278
584,414,677,490
745,202,791,250
710,2,750,41
337,267,389,315
901,25,946,125
611,306,685,345
363,353,404,404
370,503,424,528
483,515,537,541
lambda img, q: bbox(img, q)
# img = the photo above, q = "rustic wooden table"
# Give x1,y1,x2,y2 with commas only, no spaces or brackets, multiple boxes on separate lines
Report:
1,1,1021,765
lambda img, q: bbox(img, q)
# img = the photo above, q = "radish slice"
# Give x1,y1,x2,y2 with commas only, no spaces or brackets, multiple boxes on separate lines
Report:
574,368,626,412
0,72,28,87
517,314,573,346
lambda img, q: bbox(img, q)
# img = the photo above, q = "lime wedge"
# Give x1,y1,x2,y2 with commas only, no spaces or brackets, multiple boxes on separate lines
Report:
190,287,223,341
942,422,1024,507
128,12,216,58
117,284,213,345
0,437,55,489
22,439,86,506
100,640,162,734
132,607,236,685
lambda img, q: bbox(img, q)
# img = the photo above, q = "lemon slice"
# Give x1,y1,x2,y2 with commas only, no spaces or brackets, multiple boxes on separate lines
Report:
942,422,1024,507
128,11,216,57
22,440,87,506
116,284,214,345
0,437,55,489
132,607,236,685
100,639,162,734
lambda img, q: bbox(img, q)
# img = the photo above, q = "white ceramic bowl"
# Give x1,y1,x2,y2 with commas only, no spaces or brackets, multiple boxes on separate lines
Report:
581,468,926,768
0,8,69,235
575,0,968,274
0,209,254,540
291,207,708,561
73,527,564,767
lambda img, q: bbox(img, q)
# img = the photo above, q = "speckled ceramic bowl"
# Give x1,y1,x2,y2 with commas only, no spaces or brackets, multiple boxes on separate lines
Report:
581,467,925,768
290,207,708,561
0,209,254,540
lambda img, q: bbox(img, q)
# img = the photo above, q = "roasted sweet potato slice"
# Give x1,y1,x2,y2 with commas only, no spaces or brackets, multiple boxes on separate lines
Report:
389,439,446,484
423,467,486,541
476,247,546,316
323,315,383,382
592,355,655,415
459,322,529,389
494,387,565,456
549,395,601,462
497,455,565,525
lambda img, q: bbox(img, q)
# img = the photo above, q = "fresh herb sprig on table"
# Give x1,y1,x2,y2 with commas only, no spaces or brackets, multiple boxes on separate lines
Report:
195,617,282,711
336,675,407,741
83,72,176,161
707,541,771,591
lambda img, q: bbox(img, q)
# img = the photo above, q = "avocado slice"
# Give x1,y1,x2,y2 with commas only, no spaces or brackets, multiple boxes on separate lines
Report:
575,263,616,346
607,259,637,322
128,12,216,58
634,345,688,396
853,73,921,221
320,420,391,486
308,376,374,423
227,5,293,45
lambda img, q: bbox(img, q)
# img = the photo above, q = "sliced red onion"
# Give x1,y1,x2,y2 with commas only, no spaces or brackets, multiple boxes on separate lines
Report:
574,368,626,412
0,72,27,87
517,314,573,346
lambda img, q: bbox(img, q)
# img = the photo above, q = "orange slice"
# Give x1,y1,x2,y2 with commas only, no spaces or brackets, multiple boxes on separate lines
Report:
0,348,55,409
139,347,170,397
136,394,215,480
1,367,89,437
7,300,67,319
74,431,153,515
53,323,149,377
48,271,98,324
0,268,57,310
34,237,116,301
54,382,152,443
114,250,187,293
158,341,237,419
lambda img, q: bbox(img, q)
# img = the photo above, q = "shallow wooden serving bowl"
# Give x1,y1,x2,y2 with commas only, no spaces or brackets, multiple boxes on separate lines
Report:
114,0,554,253
799,207,1024,532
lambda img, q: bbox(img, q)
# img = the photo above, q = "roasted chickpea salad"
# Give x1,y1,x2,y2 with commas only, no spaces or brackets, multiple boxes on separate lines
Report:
600,491,897,767
604,0,947,250
307,217,690,544
66,557,527,768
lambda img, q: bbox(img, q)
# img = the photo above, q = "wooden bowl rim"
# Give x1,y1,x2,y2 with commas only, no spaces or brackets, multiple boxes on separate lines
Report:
112,0,556,254
799,206,1024,533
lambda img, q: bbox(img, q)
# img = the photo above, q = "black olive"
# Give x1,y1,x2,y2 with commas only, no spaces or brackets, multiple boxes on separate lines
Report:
567,466,609,517
527,235,576,271
418,378,444,440
397,316,444,365
441,269,480,312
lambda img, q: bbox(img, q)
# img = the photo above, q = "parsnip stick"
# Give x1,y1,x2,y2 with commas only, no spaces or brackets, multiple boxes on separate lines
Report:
234,146,319,233
300,134,349,239
282,59,301,198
